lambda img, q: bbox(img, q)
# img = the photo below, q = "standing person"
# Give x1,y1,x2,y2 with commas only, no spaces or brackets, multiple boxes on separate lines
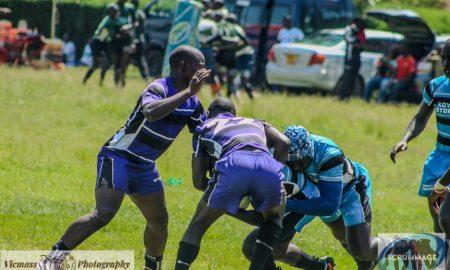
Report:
62,33,77,67
174,97,290,270
44,46,210,270
109,0,135,87
129,0,150,81
226,13,255,100
277,15,304,44
82,4,119,86
391,40,450,235
338,17,366,100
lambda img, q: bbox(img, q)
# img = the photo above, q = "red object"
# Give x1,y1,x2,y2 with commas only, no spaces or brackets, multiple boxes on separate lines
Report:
396,55,416,80
267,47,275,62
358,27,366,44
308,53,326,65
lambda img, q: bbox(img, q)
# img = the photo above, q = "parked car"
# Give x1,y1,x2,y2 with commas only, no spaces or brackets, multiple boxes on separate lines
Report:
266,29,403,95
266,9,436,95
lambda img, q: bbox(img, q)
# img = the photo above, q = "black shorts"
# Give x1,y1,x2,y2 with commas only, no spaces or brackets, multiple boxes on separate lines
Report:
109,38,132,55
90,39,108,57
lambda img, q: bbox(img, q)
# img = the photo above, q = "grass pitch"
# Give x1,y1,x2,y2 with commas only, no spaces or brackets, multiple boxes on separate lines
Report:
0,66,439,269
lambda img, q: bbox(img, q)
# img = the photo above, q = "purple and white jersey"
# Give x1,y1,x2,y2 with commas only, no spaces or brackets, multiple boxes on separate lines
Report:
193,113,269,160
105,78,205,163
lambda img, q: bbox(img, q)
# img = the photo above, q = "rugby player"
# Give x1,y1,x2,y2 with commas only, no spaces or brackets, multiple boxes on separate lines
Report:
174,97,290,270
242,168,336,270
391,40,450,233
47,45,210,270
282,126,377,269
82,4,118,86
430,167,450,269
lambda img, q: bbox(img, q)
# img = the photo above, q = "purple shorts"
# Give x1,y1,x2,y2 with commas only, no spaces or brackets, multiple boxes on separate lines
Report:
203,150,284,214
96,147,163,195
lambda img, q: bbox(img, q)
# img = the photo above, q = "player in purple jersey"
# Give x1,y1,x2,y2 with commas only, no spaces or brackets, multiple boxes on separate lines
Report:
174,97,291,270
45,46,210,270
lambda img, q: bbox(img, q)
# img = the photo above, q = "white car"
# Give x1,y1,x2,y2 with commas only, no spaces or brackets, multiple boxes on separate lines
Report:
266,28,403,94
266,9,436,96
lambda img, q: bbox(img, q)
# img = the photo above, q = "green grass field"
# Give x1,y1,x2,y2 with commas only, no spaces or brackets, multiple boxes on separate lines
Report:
0,66,440,269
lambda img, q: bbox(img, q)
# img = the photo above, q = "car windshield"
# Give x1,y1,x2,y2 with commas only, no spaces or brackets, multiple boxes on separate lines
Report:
302,32,343,46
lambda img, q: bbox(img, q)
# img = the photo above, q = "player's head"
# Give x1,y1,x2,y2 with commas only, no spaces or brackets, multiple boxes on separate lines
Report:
117,0,128,5
212,0,224,9
284,126,314,172
282,15,292,28
207,97,236,118
108,4,120,18
442,39,450,78
212,11,224,22
225,13,238,24
169,45,206,84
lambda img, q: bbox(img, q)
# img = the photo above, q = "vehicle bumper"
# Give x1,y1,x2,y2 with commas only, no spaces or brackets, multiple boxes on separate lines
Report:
265,62,336,91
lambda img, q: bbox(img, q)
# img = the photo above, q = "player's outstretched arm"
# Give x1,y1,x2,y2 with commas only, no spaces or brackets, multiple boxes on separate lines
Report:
390,102,433,163
264,123,290,163
143,69,210,122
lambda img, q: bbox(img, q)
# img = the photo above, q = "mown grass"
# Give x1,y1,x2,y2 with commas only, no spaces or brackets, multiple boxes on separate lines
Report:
0,66,439,269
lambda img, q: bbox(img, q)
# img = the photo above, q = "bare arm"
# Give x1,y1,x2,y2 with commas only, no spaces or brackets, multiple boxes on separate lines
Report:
264,123,290,163
143,69,210,122
191,154,212,191
228,210,264,226
390,102,434,163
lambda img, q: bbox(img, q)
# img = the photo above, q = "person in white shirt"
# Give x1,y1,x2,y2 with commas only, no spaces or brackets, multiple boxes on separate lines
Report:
277,15,304,44
62,33,77,67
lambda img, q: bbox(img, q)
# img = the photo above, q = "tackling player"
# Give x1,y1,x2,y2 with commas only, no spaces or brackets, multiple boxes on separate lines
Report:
46,45,210,270
391,40,450,233
174,97,290,270
282,126,378,269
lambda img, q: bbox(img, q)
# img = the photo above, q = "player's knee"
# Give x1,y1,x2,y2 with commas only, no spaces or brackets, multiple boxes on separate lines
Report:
242,230,259,260
147,209,169,232
93,208,117,228
439,212,450,234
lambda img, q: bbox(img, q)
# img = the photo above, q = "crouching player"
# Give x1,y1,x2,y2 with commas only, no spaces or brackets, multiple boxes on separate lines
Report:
282,126,380,270
174,97,290,270
242,167,336,270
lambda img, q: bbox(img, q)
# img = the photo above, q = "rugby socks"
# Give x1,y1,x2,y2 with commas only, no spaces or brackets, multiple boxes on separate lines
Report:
174,241,200,270
262,253,277,270
294,254,326,270
144,252,163,270
249,220,281,270
52,240,70,251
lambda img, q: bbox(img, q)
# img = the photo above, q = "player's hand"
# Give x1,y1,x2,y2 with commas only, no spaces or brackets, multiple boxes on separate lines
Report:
283,182,300,199
390,141,408,164
430,190,446,215
189,69,211,96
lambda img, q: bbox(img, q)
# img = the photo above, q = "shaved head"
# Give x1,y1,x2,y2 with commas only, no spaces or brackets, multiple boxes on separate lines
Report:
208,97,236,118
169,45,205,69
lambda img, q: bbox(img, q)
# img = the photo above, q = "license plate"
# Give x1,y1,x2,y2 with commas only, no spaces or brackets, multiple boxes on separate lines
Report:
285,54,298,65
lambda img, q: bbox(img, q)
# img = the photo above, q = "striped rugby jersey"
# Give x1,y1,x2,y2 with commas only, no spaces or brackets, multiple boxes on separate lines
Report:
423,76,450,152
105,78,205,163
193,113,269,160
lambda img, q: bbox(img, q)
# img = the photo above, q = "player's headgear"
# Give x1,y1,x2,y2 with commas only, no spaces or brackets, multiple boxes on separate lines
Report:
107,3,119,12
284,125,314,162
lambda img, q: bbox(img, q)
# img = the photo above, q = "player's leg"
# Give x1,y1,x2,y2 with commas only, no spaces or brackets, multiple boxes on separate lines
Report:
119,48,130,87
129,190,168,270
57,188,124,249
174,198,224,270
438,191,450,269
52,149,127,251
83,56,100,84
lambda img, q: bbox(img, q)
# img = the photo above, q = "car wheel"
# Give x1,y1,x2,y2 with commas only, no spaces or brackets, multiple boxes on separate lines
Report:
146,48,164,77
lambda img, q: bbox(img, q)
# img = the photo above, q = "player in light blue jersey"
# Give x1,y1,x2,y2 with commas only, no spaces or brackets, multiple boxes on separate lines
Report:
391,40,450,234
281,126,383,270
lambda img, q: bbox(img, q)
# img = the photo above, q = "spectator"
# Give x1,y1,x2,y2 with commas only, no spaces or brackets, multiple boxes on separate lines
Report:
338,17,366,100
364,46,399,103
62,33,77,67
380,46,417,103
80,39,93,67
277,15,304,44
